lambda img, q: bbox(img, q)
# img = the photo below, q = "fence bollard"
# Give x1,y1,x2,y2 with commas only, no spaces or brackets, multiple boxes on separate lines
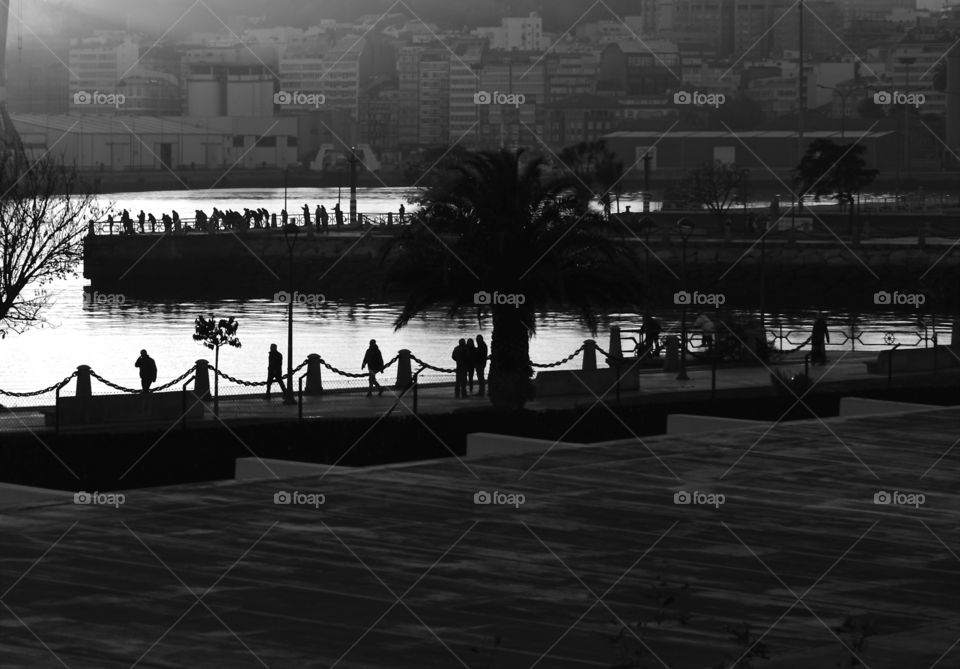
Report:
582,339,598,371
607,326,622,367
387,212,393,227
194,359,211,400
75,365,92,399
305,353,323,394
395,349,412,390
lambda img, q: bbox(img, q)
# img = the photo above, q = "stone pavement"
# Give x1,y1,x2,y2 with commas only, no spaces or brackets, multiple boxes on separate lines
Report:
1,404,958,667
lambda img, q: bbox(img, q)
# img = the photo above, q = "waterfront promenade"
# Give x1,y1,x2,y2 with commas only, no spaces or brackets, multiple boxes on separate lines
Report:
1,350,957,433
1,401,957,667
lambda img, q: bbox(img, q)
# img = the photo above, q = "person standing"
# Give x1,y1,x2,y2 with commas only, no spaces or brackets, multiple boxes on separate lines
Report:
266,344,287,399
474,334,488,397
334,202,343,227
302,204,311,227
135,349,157,394
281,209,288,226
137,210,146,233
399,203,406,224
362,339,384,397
315,205,322,231
811,313,829,366
640,313,662,357
465,338,477,394
694,312,716,352
319,205,329,232
452,339,468,398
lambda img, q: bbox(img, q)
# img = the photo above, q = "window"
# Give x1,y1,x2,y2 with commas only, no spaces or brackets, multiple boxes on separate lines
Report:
256,136,277,148
233,135,244,147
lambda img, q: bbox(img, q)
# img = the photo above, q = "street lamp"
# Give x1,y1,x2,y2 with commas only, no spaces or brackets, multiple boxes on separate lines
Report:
817,83,864,140
283,167,289,213
282,222,300,405
677,218,694,381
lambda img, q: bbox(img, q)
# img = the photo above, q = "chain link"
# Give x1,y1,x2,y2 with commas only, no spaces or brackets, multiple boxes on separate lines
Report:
410,355,456,374
530,344,586,368
0,372,78,397
214,359,309,386
89,370,142,394
152,365,198,392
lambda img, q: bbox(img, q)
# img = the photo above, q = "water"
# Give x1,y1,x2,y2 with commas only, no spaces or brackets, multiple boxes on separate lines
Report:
0,187,950,396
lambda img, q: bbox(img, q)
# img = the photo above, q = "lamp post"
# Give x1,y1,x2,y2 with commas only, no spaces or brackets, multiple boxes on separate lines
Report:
283,223,299,405
283,167,289,213
677,218,693,381
816,83,864,140
899,57,916,181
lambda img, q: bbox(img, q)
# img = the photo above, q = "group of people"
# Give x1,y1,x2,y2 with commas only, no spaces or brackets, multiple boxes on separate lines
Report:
451,335,488,398
107,201,407,236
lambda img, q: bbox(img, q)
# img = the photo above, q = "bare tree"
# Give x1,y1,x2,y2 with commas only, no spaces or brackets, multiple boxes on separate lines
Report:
0,157,102,337
673,161,750,226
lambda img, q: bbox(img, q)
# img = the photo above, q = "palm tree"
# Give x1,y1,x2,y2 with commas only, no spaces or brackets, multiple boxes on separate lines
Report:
384,149,642,410
557,139,624,220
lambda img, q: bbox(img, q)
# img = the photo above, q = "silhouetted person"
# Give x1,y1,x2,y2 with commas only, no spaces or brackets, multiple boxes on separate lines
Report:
172,210,181,233
399,203,405,224
137,210,145,233
811,313,829,366
452,339,469,398
465,339,477,393
266,344,287,399
315,205,322,230
694,312,715,351
319,204,329,232
302,205,311,227
334,202,343,227
147,213,157,232
107,214,115,235
281,209,288,226
474,334,488,397
135,349,157,394
162,214,172,233
121,209,133,235
362,339,384,397
641,313,662,357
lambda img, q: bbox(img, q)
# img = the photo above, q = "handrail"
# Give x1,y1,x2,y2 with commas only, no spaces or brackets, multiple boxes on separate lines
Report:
297,370,310,422
384,366,426,418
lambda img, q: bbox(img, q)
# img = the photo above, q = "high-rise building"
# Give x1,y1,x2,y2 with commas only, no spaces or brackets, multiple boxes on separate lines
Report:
68,37,140,113
182,46,277,117
7,38,71,115
474,13,546,51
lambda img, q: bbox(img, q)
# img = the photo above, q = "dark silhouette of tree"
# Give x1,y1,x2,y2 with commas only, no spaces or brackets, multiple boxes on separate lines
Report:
793,139,879,233
674,161,750,226
384,148,641,410
193,315,241,413
0,156,102,338
557,139,624,220
856,96,886,119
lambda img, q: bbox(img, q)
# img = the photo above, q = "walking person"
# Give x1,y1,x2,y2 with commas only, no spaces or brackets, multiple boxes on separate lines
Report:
465,338,477,394
452,339,468,398
640,313,662,357
811,312,830,366
319,204,329,232
474,334,488,397
362,339,385,397
265,344,288,399
135,349,157,412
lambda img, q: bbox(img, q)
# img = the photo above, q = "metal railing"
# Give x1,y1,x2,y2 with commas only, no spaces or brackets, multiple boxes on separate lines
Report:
89,211,414,236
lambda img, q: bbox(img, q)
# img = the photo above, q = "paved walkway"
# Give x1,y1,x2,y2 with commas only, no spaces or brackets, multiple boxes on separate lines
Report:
1,351,957,433
1,405,958,667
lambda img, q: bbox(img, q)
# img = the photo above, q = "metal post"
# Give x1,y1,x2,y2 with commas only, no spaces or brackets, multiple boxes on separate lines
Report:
677,232,690,381
711,356,718,400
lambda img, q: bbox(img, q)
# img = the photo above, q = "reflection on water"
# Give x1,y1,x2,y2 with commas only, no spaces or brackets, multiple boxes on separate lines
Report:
0,275,947,393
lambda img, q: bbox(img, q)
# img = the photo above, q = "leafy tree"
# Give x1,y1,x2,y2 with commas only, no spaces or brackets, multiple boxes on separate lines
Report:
558,139,625,220
0,157,102,337
384,148,641,410
856,96,885,119
793,139,878,232
193,315,241,414
674,161,751,226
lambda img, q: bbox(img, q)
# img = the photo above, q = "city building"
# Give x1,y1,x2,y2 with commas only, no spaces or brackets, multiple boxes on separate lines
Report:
474,13,545,51
6,38,71,115
597,41,682,97
182,46,278,117
545,46,601,102
68,37,140,114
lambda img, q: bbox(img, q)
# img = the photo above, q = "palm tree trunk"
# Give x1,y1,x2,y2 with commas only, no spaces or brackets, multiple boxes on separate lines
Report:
488,305,534,410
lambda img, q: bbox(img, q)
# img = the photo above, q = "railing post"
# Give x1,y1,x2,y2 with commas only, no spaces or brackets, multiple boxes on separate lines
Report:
582,340,598,371
194,359,211,400
395,349,412,391
305,353,323,395
711,355,718,400
76,364,92,425
607,326,622,367
299,375,304,422
413,371,419,415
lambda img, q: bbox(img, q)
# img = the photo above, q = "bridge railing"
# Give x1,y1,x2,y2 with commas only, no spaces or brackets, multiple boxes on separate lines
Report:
87,211,413,236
